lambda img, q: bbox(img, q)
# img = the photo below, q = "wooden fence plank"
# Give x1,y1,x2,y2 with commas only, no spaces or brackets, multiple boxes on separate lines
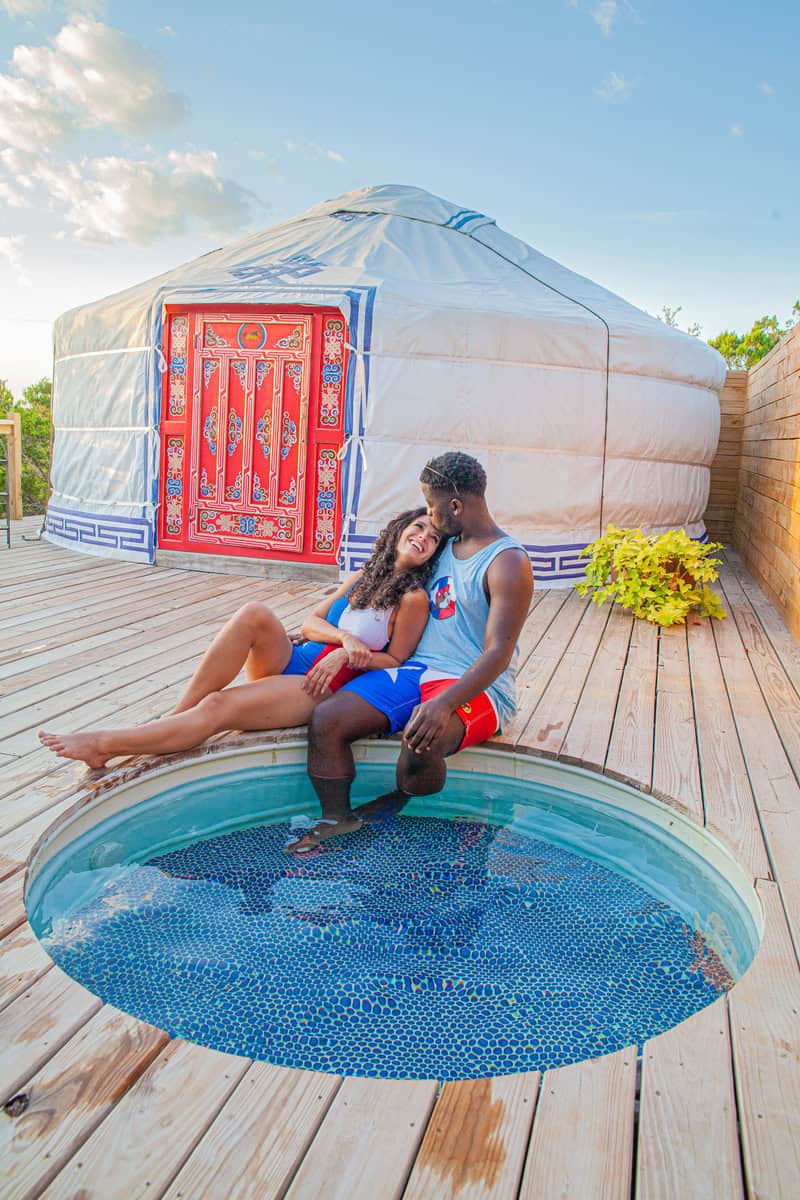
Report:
636,998,743,1199
605,619,658,791
164,1062,342,1200
284,1076,438,1200
0,1006,168,1200
729,880,800,1200
0,968,102,1101
44,1039,250,1200
652,623,703,822
403,1072,540,1200
519,1048,636,1200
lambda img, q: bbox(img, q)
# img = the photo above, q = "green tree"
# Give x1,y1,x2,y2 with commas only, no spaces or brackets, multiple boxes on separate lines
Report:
709,304,799,369
0,377,52,516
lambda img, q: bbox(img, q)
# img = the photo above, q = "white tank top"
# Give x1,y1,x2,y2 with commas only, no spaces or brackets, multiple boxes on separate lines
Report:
337,603,393,650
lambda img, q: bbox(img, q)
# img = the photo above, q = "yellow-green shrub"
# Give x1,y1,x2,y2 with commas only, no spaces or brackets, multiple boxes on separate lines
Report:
577,526,726,626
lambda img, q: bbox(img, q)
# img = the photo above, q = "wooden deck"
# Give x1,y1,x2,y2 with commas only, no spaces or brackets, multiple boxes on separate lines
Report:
1,517,799,1199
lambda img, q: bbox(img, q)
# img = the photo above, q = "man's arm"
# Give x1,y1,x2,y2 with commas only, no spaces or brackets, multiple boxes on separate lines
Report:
404,548,533,752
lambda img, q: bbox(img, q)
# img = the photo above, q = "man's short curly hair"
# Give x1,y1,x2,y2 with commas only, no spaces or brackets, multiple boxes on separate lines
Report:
420,451,487,497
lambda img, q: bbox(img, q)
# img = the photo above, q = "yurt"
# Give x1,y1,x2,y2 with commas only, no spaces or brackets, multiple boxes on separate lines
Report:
46,185,726,584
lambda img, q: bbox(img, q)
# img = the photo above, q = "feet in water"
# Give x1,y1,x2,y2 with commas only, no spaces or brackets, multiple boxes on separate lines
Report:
285,814,363,855
353,789,412,825
38,730,109,770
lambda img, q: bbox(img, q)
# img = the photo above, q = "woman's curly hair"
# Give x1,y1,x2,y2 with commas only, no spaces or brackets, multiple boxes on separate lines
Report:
348,507,443,611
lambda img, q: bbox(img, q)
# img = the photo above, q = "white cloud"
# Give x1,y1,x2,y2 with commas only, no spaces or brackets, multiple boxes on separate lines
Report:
596,71,633,100
4,147,260,242
2,0,51,15
160,25,176,36
730,123,744,137
283,139,346,164
591,0,619,35
0,234,31,286
0,72,73,148
9,19,188,138
758,82,775,95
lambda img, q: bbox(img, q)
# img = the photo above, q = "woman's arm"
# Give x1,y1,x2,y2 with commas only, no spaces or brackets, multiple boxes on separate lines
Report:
300,571,363,646
304,588,430,697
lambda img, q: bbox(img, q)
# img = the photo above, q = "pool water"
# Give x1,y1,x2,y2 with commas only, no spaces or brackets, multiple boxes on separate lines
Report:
27,762,759,1080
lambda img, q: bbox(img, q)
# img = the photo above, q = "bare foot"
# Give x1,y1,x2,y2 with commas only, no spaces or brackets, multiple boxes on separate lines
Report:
285,815,363,855
38,730,109,770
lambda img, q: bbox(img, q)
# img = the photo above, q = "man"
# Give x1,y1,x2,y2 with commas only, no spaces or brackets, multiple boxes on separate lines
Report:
288,450,534,853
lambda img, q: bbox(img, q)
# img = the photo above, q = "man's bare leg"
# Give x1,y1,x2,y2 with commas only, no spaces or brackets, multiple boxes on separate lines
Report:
289,693,390,853
39,676,317,770
354,713,465,822
173,602,294,714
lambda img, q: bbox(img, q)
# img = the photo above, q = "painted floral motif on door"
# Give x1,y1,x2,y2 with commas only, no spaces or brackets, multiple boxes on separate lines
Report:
159,308,347,563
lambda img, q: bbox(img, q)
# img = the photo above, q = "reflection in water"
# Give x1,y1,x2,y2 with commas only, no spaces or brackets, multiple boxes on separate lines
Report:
41,813,732,1080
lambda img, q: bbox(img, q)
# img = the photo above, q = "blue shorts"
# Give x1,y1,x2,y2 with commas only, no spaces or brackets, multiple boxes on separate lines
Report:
339,661,427,733
282,642,327,675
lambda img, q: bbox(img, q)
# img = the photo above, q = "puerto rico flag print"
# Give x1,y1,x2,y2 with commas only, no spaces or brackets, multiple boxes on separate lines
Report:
430,576,456,620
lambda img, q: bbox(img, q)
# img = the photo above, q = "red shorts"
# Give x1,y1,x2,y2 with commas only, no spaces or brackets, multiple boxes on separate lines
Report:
310,644,361,692
419,676,500,750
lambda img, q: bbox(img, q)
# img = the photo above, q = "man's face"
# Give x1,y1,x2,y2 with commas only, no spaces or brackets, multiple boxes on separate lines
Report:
421,483,462,537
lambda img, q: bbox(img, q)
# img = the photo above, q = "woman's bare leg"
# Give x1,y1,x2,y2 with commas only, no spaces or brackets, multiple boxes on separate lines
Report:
173,602,294,713
39,676,317,770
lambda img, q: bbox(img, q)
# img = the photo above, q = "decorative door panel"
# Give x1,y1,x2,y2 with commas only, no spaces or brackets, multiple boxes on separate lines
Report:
158,308,347,564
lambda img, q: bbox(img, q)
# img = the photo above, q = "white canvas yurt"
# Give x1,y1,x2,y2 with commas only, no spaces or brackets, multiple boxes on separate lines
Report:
46,184,726,583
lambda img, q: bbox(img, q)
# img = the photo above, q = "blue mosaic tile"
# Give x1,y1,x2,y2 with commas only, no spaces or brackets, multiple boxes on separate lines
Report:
42,814,732,1080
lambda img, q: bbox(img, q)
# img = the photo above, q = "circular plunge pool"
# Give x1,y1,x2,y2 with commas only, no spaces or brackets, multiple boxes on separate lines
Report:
26,745,761,1081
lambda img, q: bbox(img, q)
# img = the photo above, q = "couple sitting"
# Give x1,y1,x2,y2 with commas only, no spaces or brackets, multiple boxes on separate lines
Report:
39,451,534,853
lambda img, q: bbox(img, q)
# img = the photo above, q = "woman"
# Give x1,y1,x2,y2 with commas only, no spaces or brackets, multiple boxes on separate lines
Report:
38,509,442,770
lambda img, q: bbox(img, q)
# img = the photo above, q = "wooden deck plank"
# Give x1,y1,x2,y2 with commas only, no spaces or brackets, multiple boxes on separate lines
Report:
0,923,53,1013
0,798,82,881
651,623,703,821
0,566,186,631
726,549,800,698
720,565,800,789
403,1072,540,1200
284,1077,438,1200
729,880,800,1200
0,868,25,937
44,1039,250,1200
500,591,590,749
604,618,658,791
560,604,633,772
0,967,102,1101
519,599,611,758
636,998,744,1199
686,615,770,879
519,1048,637,1200
0,586,315,813
0,1006,168,1200
0,575,258,697
164,1062,342,1200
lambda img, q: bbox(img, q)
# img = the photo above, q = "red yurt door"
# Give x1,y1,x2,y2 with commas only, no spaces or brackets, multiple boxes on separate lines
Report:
158,307,347,564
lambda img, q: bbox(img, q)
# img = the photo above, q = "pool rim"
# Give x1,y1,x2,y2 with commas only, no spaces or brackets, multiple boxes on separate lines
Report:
24,738,764,946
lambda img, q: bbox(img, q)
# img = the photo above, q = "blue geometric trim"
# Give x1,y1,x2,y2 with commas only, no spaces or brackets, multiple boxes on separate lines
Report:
45,505,153,558
340,533,591,583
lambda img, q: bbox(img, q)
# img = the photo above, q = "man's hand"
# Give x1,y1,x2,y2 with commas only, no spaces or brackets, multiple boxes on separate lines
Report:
341,633,372,669
403,696,455,754
302,648,349,698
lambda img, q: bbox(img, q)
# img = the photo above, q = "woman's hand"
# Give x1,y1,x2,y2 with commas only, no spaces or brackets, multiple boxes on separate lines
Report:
302,648,350,698
340,633,372,669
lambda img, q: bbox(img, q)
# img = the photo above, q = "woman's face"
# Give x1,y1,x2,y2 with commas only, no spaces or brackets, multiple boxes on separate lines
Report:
396,513,441,567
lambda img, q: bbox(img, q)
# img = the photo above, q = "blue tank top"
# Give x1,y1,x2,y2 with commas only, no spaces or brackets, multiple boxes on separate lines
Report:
414,535,524,726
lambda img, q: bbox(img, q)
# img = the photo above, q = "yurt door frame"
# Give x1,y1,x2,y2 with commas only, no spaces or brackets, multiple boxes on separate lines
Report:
157,305,348,564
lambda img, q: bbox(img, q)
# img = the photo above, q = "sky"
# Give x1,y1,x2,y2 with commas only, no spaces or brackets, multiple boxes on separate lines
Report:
0,0,797,397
